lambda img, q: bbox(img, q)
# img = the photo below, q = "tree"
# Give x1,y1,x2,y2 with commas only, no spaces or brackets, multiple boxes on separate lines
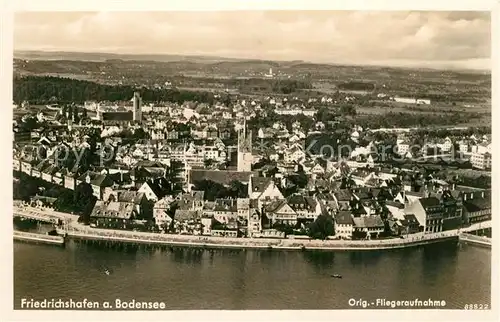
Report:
204,158,215,168
53,189,77,213
81,108,88,119
193,179,229,201
229,180,248,198
308,215,335,240
133,128,149,140
288,167,308,189
13,75,219,105
13,176,39,201
74,182,97,224
19,117,38,132
340,105,357,116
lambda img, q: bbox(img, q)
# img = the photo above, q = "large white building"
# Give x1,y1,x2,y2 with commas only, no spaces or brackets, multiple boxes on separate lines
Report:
275,108,316,117
471,152,491,170
394,97,431,105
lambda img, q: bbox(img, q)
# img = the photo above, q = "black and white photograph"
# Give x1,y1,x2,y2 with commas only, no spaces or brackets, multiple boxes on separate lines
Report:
4,1,498,320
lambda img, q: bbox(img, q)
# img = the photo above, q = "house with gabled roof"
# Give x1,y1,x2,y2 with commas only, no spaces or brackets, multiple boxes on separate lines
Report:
138,177,170,202
106,190,153,220
153,197,175,229
353,215,385,239
264,199,297,226
248,175,284,208
284,144,306,164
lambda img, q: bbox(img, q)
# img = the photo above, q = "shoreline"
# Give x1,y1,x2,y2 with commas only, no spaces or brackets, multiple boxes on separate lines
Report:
14,230,65,246
59,227,462,251
13,206,491,252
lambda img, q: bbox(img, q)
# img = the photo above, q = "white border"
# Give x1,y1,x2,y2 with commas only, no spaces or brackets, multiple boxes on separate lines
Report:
1,1,499,321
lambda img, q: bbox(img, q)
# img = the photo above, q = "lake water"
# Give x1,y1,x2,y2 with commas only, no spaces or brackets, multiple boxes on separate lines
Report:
13,238,491,310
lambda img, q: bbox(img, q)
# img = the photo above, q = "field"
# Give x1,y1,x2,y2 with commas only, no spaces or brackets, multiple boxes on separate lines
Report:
13,51,491,127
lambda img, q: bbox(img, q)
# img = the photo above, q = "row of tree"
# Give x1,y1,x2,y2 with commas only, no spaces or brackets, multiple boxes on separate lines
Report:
193,179,248,201
13,76,218,105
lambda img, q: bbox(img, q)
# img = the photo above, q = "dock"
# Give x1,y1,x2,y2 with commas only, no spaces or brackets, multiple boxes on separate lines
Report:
14,230,65,246
458,233,491,249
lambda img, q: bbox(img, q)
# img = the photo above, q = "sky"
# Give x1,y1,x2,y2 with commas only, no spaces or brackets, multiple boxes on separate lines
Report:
14,11,492,70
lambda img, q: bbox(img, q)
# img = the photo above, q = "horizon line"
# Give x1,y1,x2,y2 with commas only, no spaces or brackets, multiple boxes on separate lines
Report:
13,49,491,73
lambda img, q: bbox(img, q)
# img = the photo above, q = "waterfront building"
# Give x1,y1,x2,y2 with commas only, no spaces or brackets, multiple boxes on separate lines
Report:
287,194,321,221
264,199,298,226
352,215,385,239
247,204,264,237
153,197,174,229
113,190,152,219
404,197,444,233
89,200,138,230
334,211,354,239
208,198,239,224
201,216,215,235
439,190,463,231
462,191,491,225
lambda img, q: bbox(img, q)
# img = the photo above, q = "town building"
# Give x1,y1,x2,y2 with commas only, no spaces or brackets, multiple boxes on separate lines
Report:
89,200,138,230
334,211,354,239
471,151,491,170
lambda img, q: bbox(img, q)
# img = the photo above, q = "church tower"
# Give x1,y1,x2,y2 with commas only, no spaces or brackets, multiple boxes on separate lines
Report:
237,120,252,172
133,91,142,122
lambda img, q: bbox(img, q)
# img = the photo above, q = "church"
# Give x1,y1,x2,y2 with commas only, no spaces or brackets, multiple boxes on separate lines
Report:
97,92,143,124
187,121,255,190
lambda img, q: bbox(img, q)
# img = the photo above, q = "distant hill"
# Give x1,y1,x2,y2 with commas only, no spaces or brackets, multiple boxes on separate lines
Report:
14,50,260,64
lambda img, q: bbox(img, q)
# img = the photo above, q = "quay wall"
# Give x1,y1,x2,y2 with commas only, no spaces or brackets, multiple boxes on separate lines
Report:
61,227,459,251
14,230,65,246
459,233,492,249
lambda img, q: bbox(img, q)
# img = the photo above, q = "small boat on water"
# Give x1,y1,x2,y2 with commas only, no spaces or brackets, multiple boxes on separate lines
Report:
331,274,342,279
104,269,111,276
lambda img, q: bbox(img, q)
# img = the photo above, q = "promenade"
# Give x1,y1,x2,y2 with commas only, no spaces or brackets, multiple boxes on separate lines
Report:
60,222,489,251
14,203,492,251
